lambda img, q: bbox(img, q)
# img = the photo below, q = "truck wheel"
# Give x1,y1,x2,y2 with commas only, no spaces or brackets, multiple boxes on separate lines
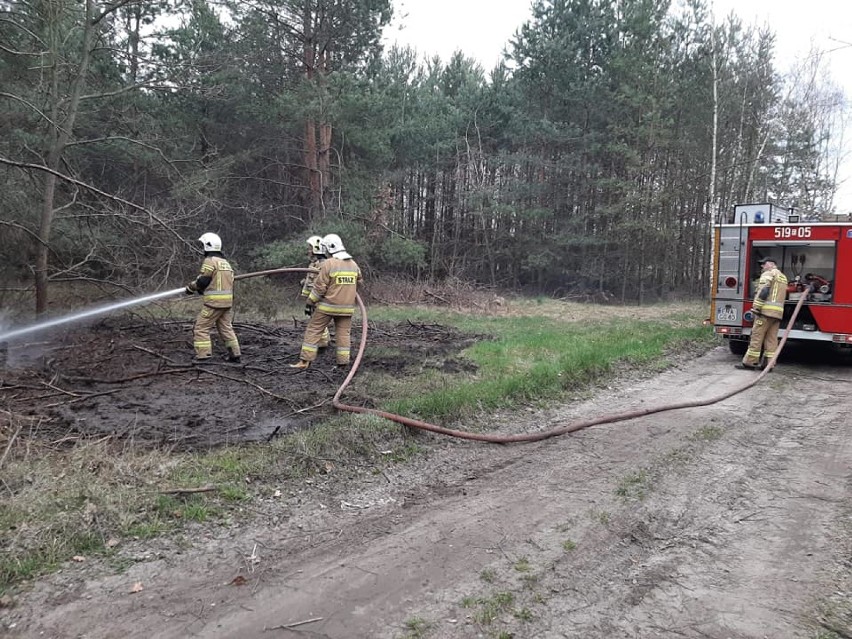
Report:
728,340,747,356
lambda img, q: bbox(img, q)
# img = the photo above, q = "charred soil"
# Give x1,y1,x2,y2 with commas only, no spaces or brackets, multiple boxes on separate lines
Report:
0,317,477,449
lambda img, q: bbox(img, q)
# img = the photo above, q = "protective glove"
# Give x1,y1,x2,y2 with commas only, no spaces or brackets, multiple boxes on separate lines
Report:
304,304,314,317
185,285,195,295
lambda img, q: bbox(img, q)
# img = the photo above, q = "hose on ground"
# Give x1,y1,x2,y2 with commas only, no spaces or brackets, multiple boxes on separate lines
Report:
239,267,808,444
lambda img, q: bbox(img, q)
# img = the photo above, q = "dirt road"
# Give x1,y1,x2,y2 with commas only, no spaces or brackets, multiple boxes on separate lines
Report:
5,344,852,638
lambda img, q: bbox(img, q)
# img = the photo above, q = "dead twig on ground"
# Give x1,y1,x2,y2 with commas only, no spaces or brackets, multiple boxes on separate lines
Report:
38,381,80,397
264,398,333,440
424,289,450,304
60,363,300,411
195,368,299,408
160,486,218,495
309,368,334,383
44,388,121,408
132,344,180,365
65,368,194,384
232,323,290,337
0,383,48,392
0,408,41,421
244,543,260,574
120,320,189,331
50,433,112,447
264,617,323,631
0,422,24,471
733,510,765,523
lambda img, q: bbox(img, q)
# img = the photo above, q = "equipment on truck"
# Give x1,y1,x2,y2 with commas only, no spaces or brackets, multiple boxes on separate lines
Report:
711,203,852,355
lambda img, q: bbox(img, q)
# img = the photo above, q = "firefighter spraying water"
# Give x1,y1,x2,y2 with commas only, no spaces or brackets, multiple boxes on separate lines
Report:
185,232,241,363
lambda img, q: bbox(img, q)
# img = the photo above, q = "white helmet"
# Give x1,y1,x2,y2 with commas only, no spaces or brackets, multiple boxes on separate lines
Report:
198,232,222,252
306,235,324,255
321,233,351,259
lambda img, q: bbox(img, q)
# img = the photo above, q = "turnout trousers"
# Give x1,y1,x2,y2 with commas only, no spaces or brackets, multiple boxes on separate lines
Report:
193,306,240,358
299,310,352,365
743,315,780,367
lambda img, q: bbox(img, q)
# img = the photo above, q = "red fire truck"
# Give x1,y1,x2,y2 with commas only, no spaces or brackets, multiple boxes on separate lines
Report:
711,202,852,355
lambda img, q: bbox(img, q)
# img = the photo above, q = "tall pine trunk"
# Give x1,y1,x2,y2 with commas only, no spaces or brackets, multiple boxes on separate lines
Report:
36,0,95,315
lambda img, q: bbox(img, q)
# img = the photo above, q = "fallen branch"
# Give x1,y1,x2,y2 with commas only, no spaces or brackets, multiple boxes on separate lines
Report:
264,617,323,632
39,381,80,397
424,289,450,304
265,398,331,441
0,408,42,421
159,485,217,495
65,367,194,384
195,368,299,408
44,388,121,408
64,364,298,406
132,344,180,365
0,422,24,471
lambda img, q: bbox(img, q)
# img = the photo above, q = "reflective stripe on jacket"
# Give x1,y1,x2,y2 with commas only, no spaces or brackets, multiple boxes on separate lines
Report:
752,267,787,319
197,255,235,309
307,256,361,316
300,256,322,298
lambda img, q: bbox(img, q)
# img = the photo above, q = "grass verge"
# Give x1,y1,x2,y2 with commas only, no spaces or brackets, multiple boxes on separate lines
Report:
367,302,714,423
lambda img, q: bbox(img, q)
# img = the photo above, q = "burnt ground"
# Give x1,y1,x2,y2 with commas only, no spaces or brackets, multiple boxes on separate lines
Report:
0,318,478,450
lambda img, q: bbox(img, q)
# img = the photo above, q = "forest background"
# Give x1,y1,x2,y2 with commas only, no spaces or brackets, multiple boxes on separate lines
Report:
0,0,847,314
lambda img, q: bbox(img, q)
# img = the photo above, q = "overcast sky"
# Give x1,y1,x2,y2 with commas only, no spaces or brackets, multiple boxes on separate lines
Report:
382,0,852,213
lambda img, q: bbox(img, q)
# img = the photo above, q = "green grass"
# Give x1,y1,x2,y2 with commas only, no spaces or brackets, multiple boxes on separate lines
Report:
513,607,534,621
591,509,611,525
375,311,713,423
615,469,650,500
401,616,433,638
513,557,532,573
480,568,496,583
562,539,577,552
692,424,724,441
125,521,169,539
469,592,516,625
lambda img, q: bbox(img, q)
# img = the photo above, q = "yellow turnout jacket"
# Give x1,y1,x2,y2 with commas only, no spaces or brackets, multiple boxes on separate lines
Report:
189,255,235,309
752,267,787,319
307,256,361,316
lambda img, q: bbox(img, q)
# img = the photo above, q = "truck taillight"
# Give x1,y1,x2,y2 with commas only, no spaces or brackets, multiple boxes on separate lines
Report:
724,276,737,288
715,327,742,335
832,334,852,343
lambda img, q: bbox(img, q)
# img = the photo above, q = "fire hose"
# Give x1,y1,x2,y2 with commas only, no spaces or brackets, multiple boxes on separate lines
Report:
240,268,811,444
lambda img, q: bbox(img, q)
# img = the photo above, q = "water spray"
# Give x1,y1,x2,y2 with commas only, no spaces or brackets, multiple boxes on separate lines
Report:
0,287,185,343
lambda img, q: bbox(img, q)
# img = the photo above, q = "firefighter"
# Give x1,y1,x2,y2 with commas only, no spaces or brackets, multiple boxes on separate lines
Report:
736,256,787,370
300,235,330,349
185,232,241,363
290,233,362,370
